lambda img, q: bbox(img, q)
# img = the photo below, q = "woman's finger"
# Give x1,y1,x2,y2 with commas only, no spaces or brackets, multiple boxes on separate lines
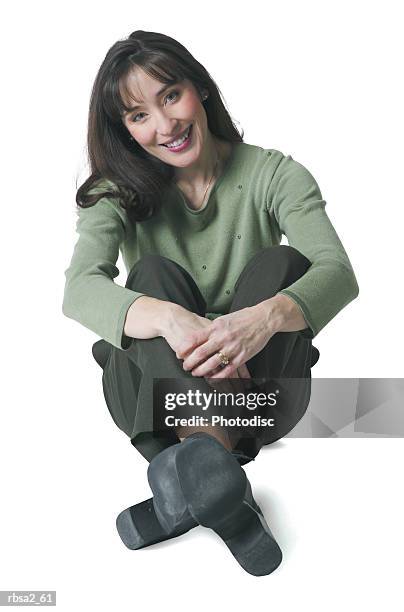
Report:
238,363,251,379
189,349,225,377
178,336,209,361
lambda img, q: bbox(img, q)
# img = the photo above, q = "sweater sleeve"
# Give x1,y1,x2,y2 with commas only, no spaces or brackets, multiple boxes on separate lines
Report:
266,154,359,338
62,195,145,350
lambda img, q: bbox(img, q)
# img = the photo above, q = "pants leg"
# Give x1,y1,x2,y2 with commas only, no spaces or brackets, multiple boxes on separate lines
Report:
227,245,317,459
93,254,211,463
92,247,319,464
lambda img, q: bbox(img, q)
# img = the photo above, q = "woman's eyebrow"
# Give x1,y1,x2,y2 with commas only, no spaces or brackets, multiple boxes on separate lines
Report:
124,82,178,114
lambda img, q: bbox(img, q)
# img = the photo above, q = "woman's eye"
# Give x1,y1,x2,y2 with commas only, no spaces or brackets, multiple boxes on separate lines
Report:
165,90,179,104
132,112,146,123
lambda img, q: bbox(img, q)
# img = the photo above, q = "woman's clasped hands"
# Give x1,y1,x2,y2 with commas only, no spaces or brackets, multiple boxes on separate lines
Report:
161,303,276,382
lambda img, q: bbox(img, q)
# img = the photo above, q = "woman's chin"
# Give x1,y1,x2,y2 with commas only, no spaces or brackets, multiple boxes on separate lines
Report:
161,133,203,168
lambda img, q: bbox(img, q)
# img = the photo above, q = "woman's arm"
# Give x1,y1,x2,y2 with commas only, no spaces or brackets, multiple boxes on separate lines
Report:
266,155,359,338
62,195,147,349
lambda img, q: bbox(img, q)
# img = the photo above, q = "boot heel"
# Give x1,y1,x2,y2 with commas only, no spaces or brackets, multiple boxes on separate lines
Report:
116,497,196,550
219,500,283,576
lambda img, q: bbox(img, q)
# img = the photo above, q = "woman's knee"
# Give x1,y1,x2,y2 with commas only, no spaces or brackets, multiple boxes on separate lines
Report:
237,245,311,290
125,254,180,290
271,245,311,281
260,245,310,270
125,254,206,314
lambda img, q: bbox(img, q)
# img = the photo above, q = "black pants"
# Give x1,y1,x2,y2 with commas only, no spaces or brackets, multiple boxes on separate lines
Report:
92,246,319,465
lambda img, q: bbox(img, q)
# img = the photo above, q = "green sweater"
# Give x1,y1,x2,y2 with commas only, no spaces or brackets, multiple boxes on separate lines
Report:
62,143,359,350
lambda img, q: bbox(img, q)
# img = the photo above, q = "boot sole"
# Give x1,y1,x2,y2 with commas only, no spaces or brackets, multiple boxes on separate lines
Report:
175,435,282,576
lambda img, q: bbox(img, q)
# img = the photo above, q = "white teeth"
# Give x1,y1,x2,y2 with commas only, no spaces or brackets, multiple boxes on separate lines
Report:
165,126,190,148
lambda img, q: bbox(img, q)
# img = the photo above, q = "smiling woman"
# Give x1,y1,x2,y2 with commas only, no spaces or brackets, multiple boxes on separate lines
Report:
62,29,359,574
76,31,243,221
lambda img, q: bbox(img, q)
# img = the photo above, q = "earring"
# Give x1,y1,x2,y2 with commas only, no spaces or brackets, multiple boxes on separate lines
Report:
202,91,209,101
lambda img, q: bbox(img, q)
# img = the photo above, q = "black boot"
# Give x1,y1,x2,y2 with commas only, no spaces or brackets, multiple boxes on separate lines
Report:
147,433,282,576
116,445,254,550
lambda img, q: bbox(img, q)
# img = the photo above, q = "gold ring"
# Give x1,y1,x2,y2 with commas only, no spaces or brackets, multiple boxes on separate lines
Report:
217,351,231,367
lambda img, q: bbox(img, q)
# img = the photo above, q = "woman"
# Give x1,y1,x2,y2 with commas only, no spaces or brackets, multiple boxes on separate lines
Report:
62,30,359,575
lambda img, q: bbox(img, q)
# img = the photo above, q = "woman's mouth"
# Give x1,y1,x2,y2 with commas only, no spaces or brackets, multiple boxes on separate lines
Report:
161,125,193,152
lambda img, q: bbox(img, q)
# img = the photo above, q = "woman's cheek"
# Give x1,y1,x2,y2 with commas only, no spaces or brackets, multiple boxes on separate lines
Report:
133,128,150,146
182,91,201,116
132,128,155,147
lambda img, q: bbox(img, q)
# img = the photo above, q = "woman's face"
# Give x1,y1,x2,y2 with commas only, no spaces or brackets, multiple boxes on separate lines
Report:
120,68,210,168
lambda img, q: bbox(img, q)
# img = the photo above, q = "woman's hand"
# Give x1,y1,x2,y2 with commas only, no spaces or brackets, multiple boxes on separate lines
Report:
160,304,253,384
161,304,212,358
178,305,277,379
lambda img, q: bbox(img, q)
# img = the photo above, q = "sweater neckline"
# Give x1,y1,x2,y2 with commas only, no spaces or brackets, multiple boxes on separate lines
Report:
170,142,240,215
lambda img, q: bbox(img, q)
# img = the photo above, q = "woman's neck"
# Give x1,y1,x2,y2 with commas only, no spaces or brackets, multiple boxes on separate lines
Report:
174,134,230,192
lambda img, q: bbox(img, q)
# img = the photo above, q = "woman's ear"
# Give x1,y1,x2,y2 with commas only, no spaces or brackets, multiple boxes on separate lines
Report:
200,89,209,101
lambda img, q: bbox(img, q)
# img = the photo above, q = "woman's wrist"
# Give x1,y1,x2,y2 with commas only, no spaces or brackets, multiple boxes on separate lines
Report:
253,294,309,334
124,297,179,339
157,302,183,337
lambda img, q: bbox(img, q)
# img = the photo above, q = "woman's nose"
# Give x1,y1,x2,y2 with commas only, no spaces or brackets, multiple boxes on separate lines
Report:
154,112,178,137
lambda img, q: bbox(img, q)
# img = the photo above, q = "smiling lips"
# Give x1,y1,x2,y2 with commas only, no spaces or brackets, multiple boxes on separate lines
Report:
161,125,192,150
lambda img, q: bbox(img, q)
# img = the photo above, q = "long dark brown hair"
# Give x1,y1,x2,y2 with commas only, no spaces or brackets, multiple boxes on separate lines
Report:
77,30,244,222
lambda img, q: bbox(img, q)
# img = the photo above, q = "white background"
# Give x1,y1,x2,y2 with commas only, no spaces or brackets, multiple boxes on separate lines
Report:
1,1,403,610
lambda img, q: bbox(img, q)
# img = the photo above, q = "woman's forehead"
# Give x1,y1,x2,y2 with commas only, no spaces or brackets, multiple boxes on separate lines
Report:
120,68,150,106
